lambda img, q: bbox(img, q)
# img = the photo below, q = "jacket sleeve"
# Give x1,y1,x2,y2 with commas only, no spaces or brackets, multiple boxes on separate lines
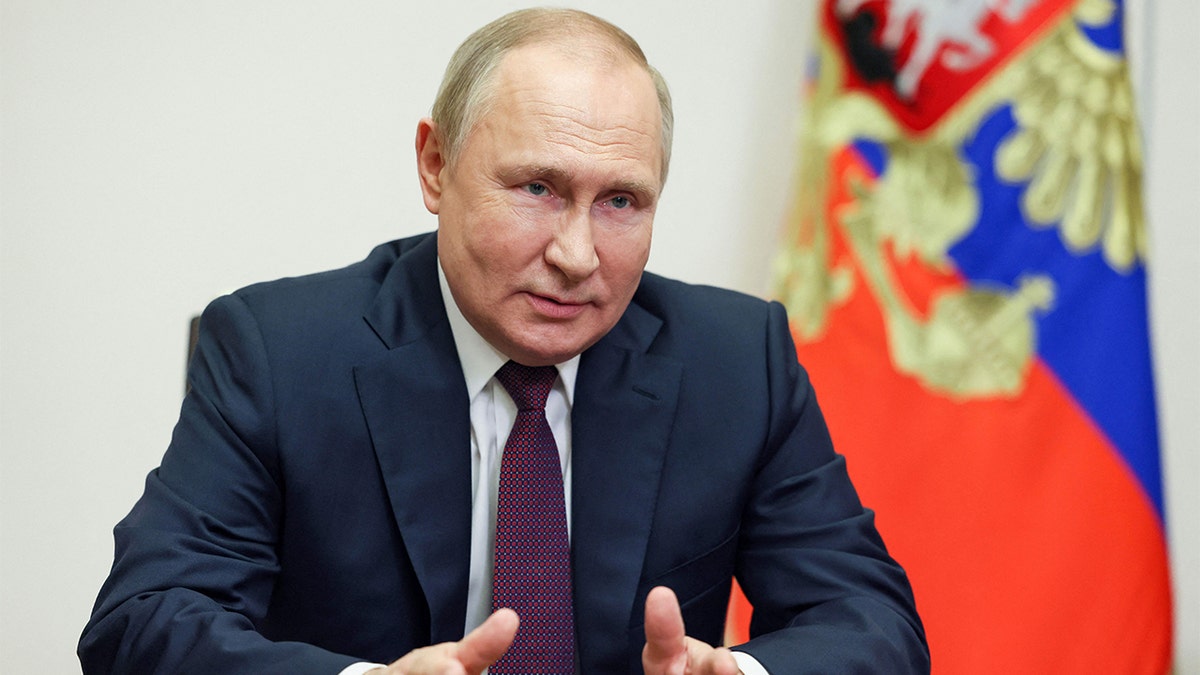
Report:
733,301,930,674
78,293,359,674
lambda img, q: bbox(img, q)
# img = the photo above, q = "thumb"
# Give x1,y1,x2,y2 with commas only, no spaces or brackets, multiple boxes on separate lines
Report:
455,608,520,673
642,586,687,674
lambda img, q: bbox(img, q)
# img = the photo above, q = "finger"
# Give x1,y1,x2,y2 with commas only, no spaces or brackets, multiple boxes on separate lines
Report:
454,608,520,673
642,586,687,673
384,643,461,675
692,644,741,675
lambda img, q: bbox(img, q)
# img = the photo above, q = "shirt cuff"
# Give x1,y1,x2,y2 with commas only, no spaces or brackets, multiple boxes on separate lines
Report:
731,649,770,675
338,663,386,675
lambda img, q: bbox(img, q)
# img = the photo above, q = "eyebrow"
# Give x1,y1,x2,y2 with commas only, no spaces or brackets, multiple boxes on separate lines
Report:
507,164,660,203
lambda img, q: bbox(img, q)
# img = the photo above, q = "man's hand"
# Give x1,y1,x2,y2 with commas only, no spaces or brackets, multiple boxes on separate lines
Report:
642,586,741,675
371,608,519,675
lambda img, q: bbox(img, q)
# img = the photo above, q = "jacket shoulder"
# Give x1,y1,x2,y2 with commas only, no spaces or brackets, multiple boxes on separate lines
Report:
231,234,429,307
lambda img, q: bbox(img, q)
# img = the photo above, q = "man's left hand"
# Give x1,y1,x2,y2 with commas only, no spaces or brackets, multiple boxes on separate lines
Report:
642,586,742,675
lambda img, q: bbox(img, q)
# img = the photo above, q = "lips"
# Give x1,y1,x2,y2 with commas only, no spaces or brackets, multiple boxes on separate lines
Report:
525,291,590,319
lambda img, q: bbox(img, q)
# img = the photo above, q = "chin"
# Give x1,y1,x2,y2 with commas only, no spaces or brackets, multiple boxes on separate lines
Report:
509,345,581,367
505,335,592,367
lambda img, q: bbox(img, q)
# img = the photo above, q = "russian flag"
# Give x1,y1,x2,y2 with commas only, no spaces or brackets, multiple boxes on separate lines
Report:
733,0,1174,671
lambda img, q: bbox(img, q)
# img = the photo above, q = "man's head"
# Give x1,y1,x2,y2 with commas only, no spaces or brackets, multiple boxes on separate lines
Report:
416,8,671,366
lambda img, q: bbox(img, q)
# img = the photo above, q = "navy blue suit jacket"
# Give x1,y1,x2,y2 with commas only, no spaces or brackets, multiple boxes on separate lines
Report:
80,232,927,673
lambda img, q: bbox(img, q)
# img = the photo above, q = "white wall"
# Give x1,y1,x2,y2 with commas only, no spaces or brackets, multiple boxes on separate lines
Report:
1,1,1195,671
1138,2,1200,670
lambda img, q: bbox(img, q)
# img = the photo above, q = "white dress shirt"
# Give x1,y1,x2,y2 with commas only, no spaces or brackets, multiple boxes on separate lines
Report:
341,260,764,675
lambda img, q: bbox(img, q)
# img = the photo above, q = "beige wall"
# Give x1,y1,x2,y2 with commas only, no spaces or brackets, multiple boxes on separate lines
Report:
2,1,1196,670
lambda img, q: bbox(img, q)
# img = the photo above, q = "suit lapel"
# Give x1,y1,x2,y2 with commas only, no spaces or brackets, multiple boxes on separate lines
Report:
354,235,473,644
571,301,681,672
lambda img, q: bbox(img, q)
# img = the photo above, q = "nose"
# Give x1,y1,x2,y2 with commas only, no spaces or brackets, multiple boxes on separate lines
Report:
545,207,600,282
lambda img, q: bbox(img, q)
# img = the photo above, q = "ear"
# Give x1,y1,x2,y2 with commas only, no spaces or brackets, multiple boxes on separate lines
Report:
415,118,446,214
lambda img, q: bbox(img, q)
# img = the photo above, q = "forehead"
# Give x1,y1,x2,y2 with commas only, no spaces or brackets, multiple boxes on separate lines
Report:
473,42,664,183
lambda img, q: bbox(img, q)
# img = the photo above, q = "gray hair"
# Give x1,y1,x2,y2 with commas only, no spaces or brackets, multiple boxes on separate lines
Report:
430,7,674,183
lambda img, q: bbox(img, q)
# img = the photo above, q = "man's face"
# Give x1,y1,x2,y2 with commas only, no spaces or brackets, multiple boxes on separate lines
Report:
419,42,663,366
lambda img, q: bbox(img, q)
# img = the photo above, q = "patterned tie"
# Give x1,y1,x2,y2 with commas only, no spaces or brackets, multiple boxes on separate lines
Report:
490,361,575,674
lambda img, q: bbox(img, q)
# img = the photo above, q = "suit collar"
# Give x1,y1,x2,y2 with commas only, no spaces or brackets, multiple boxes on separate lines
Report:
362,232,445,351
593,280,664,354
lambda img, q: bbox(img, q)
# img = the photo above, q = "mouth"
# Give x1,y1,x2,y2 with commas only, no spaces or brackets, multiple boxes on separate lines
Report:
524,291,590,319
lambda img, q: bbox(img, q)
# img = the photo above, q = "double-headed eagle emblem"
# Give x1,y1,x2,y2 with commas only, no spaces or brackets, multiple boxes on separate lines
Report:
775,0,1144,399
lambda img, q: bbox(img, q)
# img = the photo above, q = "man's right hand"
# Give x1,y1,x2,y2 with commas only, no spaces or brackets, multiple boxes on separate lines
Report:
370,608,519,675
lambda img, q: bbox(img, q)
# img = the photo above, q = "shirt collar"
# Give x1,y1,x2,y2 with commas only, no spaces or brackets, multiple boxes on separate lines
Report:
437,257,579,404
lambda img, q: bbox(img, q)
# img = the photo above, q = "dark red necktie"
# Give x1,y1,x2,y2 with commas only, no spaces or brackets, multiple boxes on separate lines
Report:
490,361,575,674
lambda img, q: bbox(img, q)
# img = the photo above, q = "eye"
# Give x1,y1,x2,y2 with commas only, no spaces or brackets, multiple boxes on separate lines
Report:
610,195,631,209
524,182,549,197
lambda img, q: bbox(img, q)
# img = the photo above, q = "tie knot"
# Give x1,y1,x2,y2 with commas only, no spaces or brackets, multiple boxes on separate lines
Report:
495,361,558,411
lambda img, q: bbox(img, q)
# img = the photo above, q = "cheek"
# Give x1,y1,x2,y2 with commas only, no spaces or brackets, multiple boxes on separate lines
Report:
455,209,511,263
465,228,531,273
599,228,652,288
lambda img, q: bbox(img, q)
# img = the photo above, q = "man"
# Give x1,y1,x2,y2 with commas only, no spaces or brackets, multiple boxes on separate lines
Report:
80,8,927,674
